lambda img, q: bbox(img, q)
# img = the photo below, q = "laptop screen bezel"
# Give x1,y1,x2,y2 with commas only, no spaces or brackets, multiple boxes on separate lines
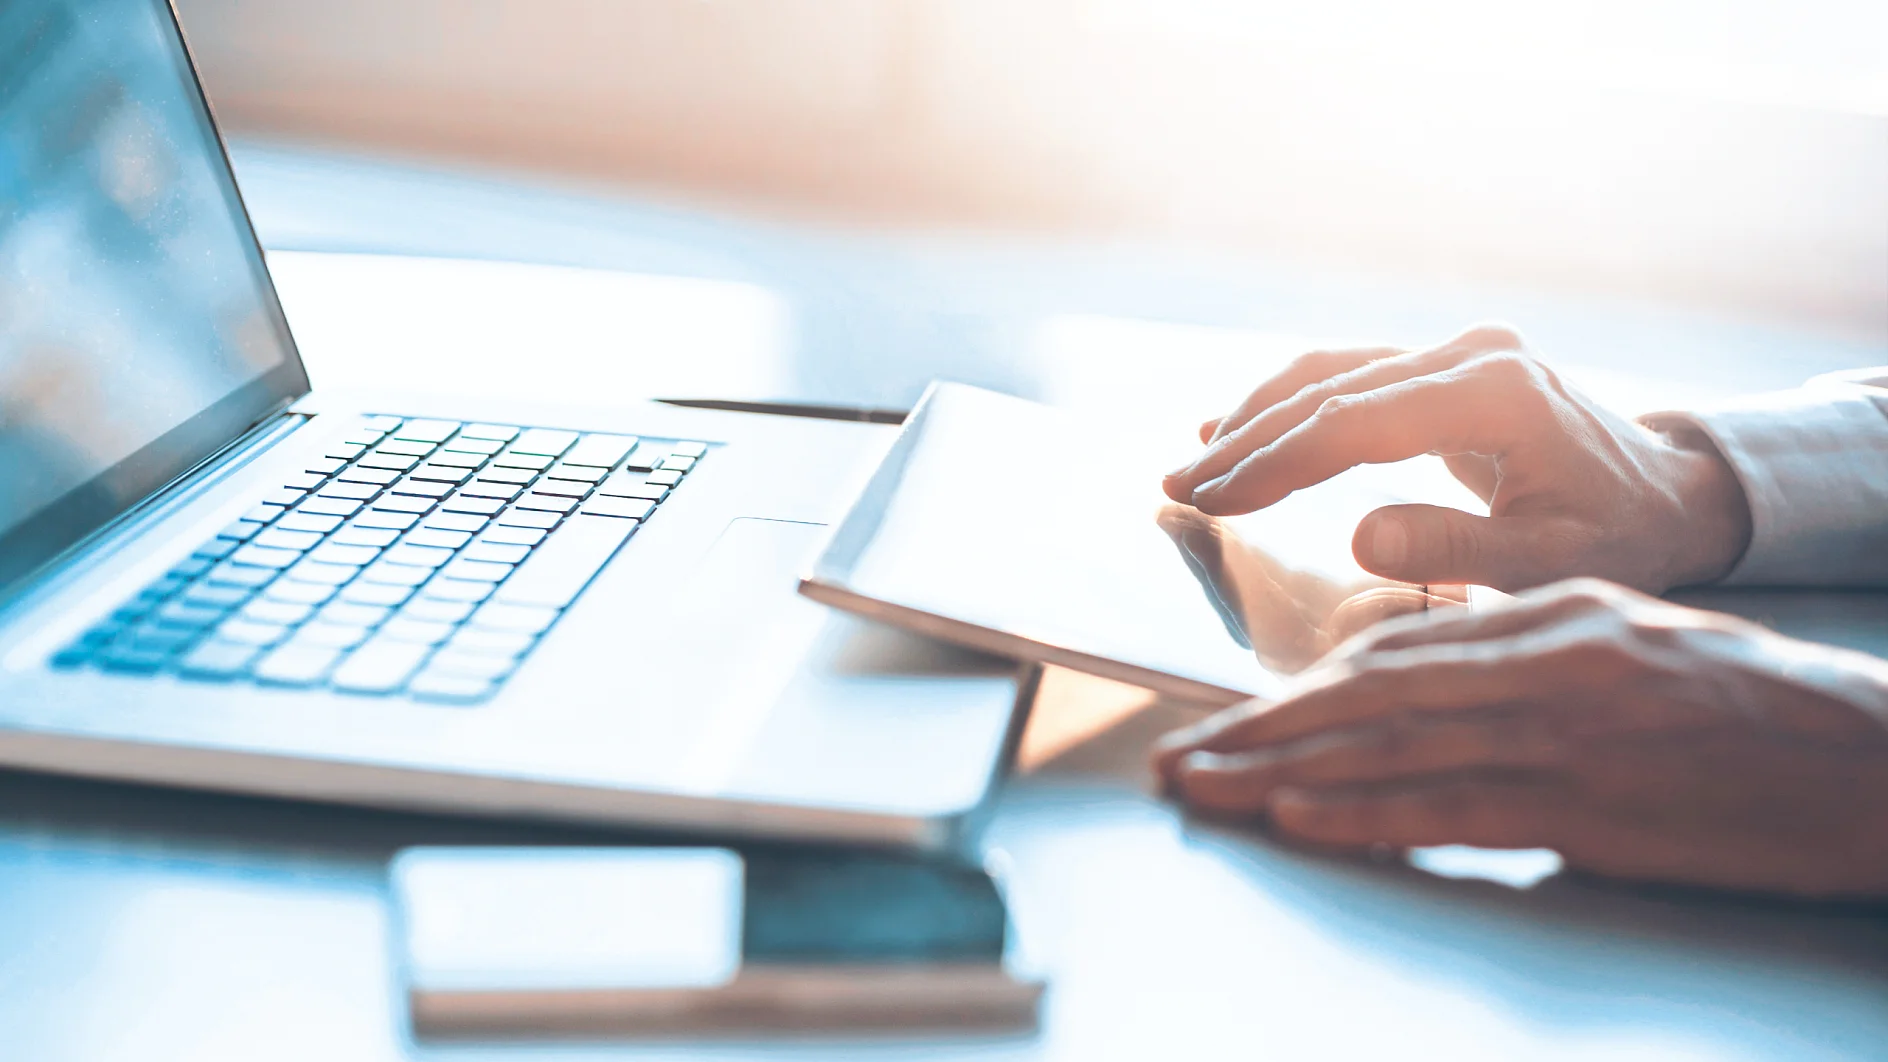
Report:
0,0,313,604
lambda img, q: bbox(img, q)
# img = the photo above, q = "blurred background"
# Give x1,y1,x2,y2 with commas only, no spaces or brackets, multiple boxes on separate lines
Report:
169,0,1888,417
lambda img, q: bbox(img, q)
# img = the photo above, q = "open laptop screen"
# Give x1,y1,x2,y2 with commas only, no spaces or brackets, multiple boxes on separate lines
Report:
0,0,307,600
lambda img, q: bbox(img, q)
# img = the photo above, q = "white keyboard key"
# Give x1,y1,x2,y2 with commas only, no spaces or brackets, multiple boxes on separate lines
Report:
509,429,577,456
331,526,400,548
425,650,516,680
596,474,666,501
393,419,460,443
423,512,487,533
544,463,606,484
285,560,360,586
253,528,322,551
448,629,535,657
400,598,475,624
580,497,654,521
216,619,291,647
480,526,545,547
515,493,577,514
253,644,341,686
310,543,382,566
497,508,561,530
409,671,495,704
441,558,513,583
404,528,472,550
493,515,634,609
458,423,518,441
340,582,412,607
353,510,419,531
276,512,345,534
360,562,433,586
469,603,559,634
294,622,371,649
622,442,670,472
231,544,300,569
384,544,454,568
319,602,393,627
462,542,529,565
561,434,637,469
264,580,336,604
380,618,455,645
241,599,313,626
331,640,433,694
420,579,493,603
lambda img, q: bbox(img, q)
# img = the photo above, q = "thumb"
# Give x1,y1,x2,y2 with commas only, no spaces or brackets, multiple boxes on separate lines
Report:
1352,504,1548,589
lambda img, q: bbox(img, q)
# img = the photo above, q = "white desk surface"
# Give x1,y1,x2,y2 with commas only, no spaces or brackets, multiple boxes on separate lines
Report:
2,143,1885,1061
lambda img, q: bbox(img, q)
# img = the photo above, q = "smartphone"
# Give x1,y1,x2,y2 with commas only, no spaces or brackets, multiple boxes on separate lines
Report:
392,846,1043,1038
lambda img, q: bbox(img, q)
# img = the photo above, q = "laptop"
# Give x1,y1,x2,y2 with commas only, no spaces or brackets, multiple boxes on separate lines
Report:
0,0,1031,849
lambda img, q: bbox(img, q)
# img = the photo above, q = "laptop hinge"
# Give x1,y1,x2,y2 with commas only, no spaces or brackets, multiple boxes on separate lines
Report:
0,405,309,621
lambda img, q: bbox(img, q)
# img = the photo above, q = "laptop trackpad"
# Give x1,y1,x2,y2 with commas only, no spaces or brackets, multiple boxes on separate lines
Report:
655,519,832,794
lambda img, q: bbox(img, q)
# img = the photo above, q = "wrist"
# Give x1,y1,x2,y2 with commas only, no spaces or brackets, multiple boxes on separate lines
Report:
1656,423,1754,587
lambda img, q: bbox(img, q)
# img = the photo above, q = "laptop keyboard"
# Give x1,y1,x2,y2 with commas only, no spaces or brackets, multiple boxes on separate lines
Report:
51,416,705,704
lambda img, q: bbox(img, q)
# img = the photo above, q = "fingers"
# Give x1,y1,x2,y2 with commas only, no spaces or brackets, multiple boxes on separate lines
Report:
1155,628,1579,764
1152,699,1270,778
1351,504,1576,591
1268,775,1570,850
1345,578,1628,655
1168,345,1465,501
1150,579,1646,780
1171,715,1566,813
1189,358,1542,515
1169,325,1530,507
1204,323,1520,448
1202,347,1401,446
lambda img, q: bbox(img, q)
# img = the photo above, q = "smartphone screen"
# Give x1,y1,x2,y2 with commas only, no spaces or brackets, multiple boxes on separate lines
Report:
394,847,745,993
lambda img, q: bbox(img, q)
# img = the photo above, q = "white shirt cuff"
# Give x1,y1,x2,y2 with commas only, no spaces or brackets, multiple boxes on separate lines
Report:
1644,381,1888,587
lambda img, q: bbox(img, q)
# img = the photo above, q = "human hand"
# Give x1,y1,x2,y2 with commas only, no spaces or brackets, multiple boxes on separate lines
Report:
1161,325,1753,594
1151,579,1888,900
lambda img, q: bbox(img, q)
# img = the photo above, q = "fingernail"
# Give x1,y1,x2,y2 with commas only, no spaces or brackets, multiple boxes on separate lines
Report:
1367,514,1408,570
1180,750,1223,774
1191,473,1231,500
1153,723,1204,754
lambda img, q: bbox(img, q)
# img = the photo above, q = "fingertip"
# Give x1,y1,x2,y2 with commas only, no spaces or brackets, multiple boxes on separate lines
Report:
1188,474,1237,514
1170,751,1239,807
1149,727,1207,777
1353,512,1410,575
1160,473,1199,503
1179,749,1224,775
1198,419,1221,444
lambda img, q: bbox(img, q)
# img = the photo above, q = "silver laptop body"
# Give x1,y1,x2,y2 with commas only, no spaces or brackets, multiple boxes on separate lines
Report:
0,0,1029,850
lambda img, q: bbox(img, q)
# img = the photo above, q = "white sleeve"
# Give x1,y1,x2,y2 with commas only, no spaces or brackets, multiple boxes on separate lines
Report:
1642,369,1888,587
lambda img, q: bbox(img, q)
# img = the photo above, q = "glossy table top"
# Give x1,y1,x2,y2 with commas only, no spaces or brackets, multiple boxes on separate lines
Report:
7,679,1888,1062
3,142,1886,1061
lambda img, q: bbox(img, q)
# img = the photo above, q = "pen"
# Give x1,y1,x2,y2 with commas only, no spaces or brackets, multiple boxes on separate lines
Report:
655,398,908,424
